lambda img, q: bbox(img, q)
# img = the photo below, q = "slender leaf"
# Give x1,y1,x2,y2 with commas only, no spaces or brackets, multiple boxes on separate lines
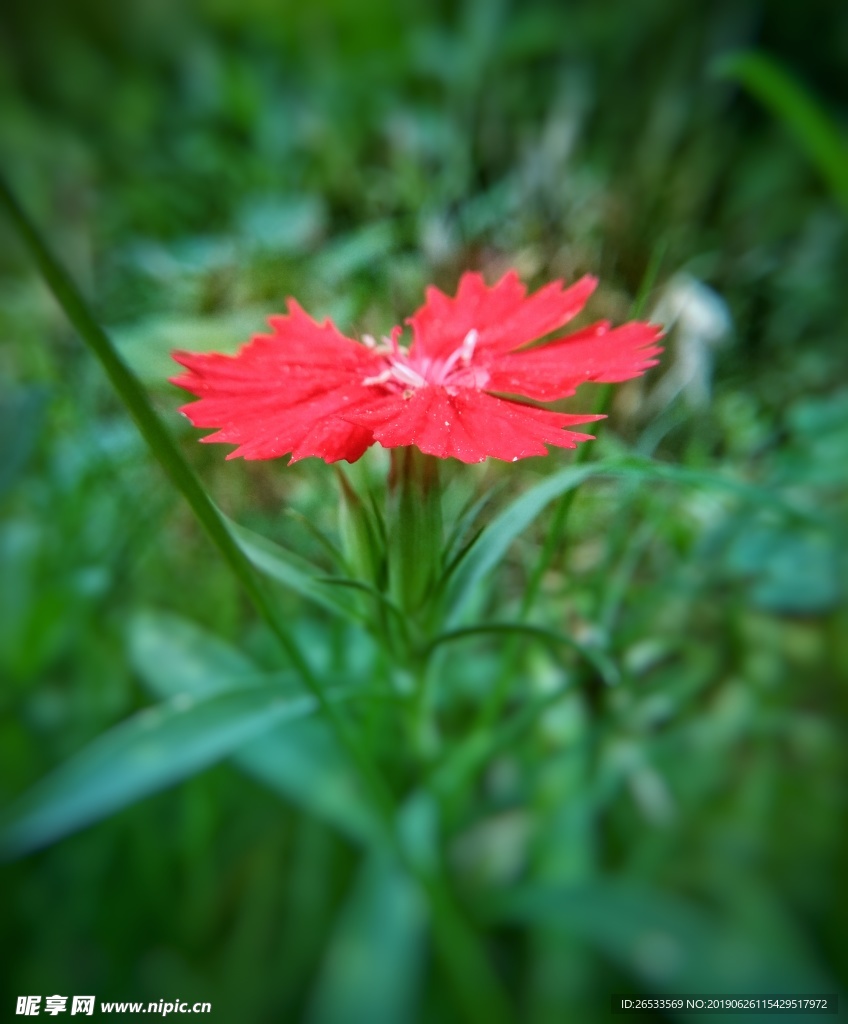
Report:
443,486,501,564
0,687,316,859
445,464,597,622
285,507,349,570
129,611,381,843
129,610,265,695
223,513,361,620
445,459,818,624
307,855,426,1024
0,176,404,852
427,622,619,686
494,881,833,1001
318,576,408,629
237,724,380,845
715,51,848,213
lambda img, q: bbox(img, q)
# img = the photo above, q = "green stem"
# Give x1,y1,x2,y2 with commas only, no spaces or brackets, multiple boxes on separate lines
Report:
388,446,444,618
0,175,512,1024
408,654,441,763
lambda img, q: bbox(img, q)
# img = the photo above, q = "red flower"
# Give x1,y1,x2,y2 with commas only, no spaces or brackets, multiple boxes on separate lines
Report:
171,271,662,465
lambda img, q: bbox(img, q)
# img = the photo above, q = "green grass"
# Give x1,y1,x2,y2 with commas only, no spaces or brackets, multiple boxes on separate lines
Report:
1,2,846,1022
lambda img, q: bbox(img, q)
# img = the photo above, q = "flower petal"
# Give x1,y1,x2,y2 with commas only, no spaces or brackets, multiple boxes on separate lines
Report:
172,300,382,395
189,383,378,462
171,302,384,463
345,385,601,463
407,270,597,361
486,321,664,401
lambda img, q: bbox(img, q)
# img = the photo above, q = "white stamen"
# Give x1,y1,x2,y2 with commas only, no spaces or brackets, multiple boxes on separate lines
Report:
387,359,428,388
362,333,398,355
362,369,393,386
460,328,478,364
439,328,479,379
362,328,479,392
363,359,428,390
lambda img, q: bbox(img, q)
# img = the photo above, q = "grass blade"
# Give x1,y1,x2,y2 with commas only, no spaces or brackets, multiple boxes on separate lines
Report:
0,688,316,860
129,609,265,695
307,855,426,1024
427,622,619,686
238,725,381,845
129,611,381,843
493,881,834,999
715,50,848,213
224,514,363,620
445,458,818,626
444,464,598,623
0,175,322,687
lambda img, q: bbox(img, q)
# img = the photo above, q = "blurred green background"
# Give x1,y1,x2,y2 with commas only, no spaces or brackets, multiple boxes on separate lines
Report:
1,0,846,1021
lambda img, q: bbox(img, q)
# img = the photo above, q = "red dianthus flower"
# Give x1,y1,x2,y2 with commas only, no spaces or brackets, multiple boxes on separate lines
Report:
171,271,662,465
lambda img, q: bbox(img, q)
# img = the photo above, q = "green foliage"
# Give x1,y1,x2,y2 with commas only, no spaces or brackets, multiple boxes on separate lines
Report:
497,879,832,999
0,686,317,859
130,611,381,844
716,51,848,213
1,1,846,1021
306,856,425,1024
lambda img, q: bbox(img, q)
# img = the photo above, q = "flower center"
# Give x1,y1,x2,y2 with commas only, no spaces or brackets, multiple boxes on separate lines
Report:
363,329,489,395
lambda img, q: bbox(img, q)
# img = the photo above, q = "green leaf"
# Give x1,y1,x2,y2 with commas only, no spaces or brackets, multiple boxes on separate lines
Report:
129,610,265,696
319,577,407,624
223,513,363,621
128,611,380,844
715,51,848,213
433,484,502,602
443,487,499,565
495,880,831,997
237,723,381,845
444,464,597,623
286,507,349,571
445,458,818,625
0,687,316,860
307,855,426,1024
